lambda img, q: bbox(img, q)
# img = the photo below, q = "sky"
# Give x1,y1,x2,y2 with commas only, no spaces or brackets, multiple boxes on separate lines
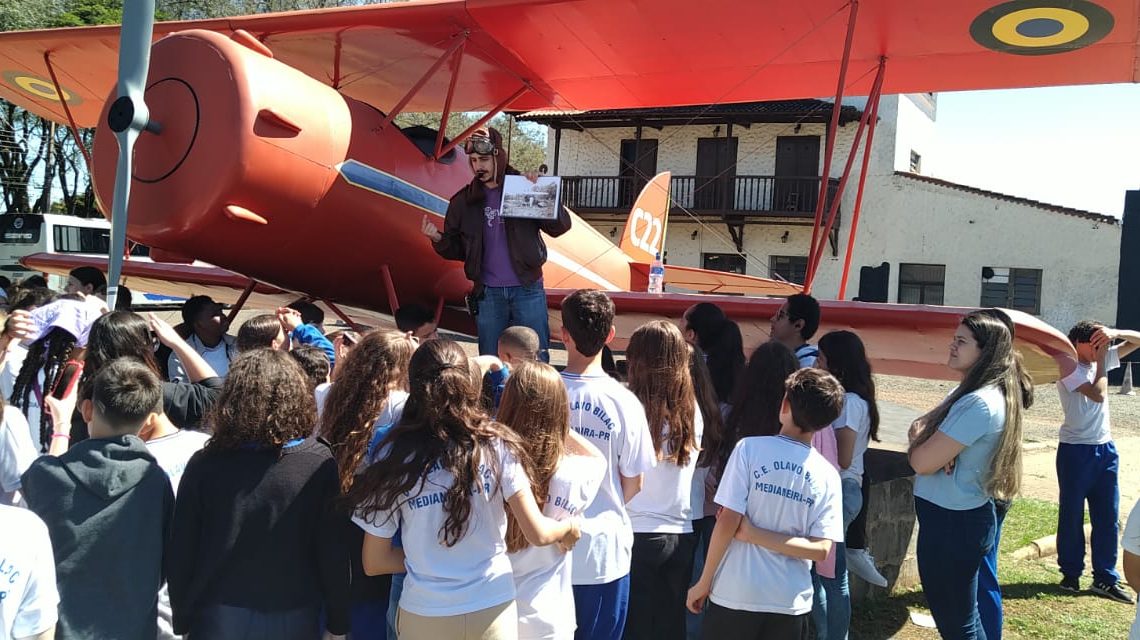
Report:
929,83,1140,218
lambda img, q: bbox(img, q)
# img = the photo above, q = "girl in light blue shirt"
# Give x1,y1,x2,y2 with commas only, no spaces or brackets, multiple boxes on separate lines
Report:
908,310,1029,640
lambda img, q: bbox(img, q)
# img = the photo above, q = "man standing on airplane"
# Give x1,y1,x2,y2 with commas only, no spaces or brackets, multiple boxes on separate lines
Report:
421,126,570,361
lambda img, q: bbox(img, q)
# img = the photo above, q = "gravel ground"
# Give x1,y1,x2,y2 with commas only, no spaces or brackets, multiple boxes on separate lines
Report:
875,373,1140,444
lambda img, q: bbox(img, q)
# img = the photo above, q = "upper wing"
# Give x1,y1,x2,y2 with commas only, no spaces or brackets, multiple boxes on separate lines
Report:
2,0,1137,127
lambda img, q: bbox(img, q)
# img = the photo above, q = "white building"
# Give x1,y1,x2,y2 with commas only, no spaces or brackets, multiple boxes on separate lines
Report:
521,95,1121,332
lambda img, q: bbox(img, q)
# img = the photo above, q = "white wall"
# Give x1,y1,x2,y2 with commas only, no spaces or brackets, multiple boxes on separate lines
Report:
544,97,1121,333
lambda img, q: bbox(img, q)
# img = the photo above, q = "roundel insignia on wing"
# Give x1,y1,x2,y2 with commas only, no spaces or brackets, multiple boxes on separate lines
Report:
971,0,1114,55
2,70,82,105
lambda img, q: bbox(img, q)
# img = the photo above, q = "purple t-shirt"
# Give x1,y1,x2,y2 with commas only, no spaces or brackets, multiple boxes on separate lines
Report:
480,187,522,287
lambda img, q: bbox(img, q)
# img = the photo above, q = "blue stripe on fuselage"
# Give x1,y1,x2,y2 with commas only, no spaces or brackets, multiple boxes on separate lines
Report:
336,160,448,216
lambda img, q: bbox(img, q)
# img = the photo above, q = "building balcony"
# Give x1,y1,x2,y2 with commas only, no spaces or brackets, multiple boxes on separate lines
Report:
561,175,840,221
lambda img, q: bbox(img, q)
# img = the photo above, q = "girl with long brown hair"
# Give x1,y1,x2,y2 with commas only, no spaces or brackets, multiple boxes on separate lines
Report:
347,339,579,640
908,310,1030,640
500,361,606,640
623,320,703,640
317,330,414,494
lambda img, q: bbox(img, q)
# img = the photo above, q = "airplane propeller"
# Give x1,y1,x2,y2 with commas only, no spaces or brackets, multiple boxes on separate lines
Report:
104,0,160,310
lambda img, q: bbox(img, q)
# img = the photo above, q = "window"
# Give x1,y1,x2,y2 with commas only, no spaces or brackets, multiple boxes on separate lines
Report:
770,255,808,285
909,150,922,173
980,267,1042,314
898,263,945,305
703,253,746,275
53,225,110,255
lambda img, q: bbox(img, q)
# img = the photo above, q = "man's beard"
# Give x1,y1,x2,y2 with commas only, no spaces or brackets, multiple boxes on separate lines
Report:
476,171,493,183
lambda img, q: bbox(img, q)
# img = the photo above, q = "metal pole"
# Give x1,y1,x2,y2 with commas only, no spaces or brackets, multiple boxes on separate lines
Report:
838,59,886,299
806,0,859,286
806,57,885,290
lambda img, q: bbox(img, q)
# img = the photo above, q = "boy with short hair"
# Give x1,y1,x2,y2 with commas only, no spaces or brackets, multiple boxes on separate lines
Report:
770,293,821,367
474,325,541,412
687,368,845,638
394,303,438,341
22,358,175,640
560,289,656,640
1055,321,1140,604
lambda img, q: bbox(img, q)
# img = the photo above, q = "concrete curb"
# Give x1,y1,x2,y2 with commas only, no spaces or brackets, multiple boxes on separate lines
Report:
1011,523,1093,560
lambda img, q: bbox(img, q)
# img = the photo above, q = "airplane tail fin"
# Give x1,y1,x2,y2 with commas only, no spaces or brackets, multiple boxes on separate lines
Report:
619,171,671,263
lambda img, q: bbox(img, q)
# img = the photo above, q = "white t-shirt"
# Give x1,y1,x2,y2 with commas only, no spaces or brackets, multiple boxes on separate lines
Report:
353,439,529,617
168,334,234,382
146,430,210,493
0,406,35,506
0,504,59,639
1123,498,1140,640
147,429,209,640
314,382,332,420
1057,345,1118,445
710,435,843,614
0,344,28,400
627,411,705,534
510,453,606,640
833,392,871,484
561,372,656,585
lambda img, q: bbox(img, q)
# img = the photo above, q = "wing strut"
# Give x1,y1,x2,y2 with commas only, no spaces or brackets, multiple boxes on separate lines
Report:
226,280,258,325
436,85,531,159
806,0,860,290
434,38,468,158
43,52,100,214
838,59,887,299
380,264,400,313
377,32,468,131
805,56,886,291
323,300,362,332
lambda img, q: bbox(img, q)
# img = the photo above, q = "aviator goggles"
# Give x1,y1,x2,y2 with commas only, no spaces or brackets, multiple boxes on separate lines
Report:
464,136,497,156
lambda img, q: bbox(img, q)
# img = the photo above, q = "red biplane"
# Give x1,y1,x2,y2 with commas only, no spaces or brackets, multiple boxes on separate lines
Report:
1,0,1136,381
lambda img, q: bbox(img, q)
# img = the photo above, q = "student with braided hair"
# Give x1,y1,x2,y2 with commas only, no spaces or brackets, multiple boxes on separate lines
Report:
11,323,86,453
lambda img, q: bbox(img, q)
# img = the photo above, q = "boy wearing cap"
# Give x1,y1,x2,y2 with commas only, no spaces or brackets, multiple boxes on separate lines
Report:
420,126,571,362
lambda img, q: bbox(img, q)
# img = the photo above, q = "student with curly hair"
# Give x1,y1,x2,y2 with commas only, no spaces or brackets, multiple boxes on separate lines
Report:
348,339,579,640
166,350,349,639
501,361,606,640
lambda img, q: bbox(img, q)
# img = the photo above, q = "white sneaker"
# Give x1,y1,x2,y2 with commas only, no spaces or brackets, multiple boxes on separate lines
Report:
847,548,888,587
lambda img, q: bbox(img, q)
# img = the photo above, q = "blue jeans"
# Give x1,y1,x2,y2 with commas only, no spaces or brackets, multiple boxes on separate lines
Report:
915,497,996,640
573,574,630,640
1056,442,1120,584
686,516,716,640
385,573,404,639
811,541,850,640
977,499,1009,640
475,281,550,362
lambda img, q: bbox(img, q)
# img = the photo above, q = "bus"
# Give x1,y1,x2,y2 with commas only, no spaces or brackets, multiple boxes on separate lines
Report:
0,212,150,292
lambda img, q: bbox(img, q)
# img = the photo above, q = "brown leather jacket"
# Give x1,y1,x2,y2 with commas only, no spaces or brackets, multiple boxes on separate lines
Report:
432,171,572,289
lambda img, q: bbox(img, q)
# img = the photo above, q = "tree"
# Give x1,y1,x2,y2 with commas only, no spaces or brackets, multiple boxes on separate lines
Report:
395,112,548,171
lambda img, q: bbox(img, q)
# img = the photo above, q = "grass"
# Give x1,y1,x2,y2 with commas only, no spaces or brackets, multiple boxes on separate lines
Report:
850,499,1133,639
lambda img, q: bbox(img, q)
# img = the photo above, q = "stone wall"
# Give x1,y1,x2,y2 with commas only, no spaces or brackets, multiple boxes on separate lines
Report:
850,448,919,603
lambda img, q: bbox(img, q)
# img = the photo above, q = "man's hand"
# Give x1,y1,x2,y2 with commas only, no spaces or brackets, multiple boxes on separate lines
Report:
523,170,540,183
277,307,303,332
421,216,442,243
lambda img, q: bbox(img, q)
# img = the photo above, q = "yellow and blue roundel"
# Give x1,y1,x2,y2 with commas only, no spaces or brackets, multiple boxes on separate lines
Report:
971,0,1114,55
2,70,82,105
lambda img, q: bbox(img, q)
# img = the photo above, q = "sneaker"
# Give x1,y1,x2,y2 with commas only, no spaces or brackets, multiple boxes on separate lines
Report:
847,548,888,587
1059,576,1081,593
1091,581,1135,604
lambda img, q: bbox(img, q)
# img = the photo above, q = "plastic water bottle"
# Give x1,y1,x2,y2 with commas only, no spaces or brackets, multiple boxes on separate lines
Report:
647,253,665,294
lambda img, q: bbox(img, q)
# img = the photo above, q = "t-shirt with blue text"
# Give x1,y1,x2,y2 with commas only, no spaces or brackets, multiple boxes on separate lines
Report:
481,187,521,287
1057,345,1118,445
913,385,1006,510
561,371,656,584
510,452,606,640
0,504,58,639
353,438,529,616
711,435,842,614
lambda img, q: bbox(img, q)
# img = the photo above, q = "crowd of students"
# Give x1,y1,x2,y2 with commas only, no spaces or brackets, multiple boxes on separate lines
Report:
1,267,1138,640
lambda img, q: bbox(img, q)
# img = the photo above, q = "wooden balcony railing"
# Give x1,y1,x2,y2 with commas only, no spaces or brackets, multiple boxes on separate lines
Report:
560,175,840,218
